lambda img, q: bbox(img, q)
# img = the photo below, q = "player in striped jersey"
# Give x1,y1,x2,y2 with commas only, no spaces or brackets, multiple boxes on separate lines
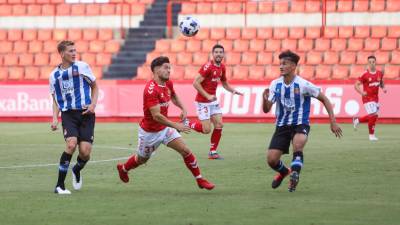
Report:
262,50,342,192
49,40,99,194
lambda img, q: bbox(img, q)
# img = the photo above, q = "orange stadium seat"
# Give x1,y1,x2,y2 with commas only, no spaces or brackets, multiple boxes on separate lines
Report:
136,66,152,80
186,39,201,52
37,29,52,41
331,66,349,79
70,4,86,16
75,40,89,52
369,0,385,12
210,28,225,40
181,3,196,14
390,50,400,64
384,65,400,79
272,53,280,65
195,28,210,40
241,52,257,65
249,39,265,52
258,1,273,13
226,28,241,40
281,39,297,51
39,66,54,80
164,53,177,64
257,27,273,39
81,53,96,66
104,40,120,53
96,53,112,66
305,0,320,12
324,27,338,38
349,65,366,79
364,38,380,51
257,52,273,65
273,27,288,39
232,65,249,80
8,29,22,41
202,40,217,52
297,39,313,52
314,65,331,80
0,30,6,40
347,38,364,51
245,1,258,13
381,38,397,50
193,52,209,65
227,2,243,14
374,51,390,64
218,39,233,51
331,38,347,51
315,38,330,51
0,67,7,81
265,39,281,52
24,66,40,80
23,29,37,41
224,66,233,79
305,27,321,39
291,0,305,12
225,52,241,65
371,26,387,38
356,51,373,64
56,4,71,16
98,29,113,41
83,29,97,41
34,53,49,66
8,67,24,80
340,51,356,64
196,2,212,14
388,26,400,38
100,4,116,15
4,54,18,66
233,40,249,52
354,26,370,38
0,5,12,16
176,52,192,65
49,52,59,66
184,66,198,80
41,4,55,16
27,4,42,16
324,51,339,64
13,41,28,53
130,4,146,15
386,0,400,11
298,65,314,80
29,40,43,53
170,40,186,52
171,65,184,80
338,26,353,38
12,5,27,16
0,41,13,53
146,52,158,65
265,65,280,80
297,52,306,64
325,0,337,12
53,29,67,41
289,27,304,39
91,66,103,79
274,0,289,13
242,28,257,40
248,66,265,80
306,51,322,65
89,41,104,53
353,0,369,11
68,29,82,41
337,0,353,12
86,4,100,16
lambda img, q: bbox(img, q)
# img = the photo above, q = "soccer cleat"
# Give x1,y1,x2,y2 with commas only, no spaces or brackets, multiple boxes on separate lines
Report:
54,186,71,195
271,169,290,189
369,135,379,141
208,152,224,160
197,178,215,190
72,169,82,190
288,171,300,192
117,164,129,183
352,117,359,130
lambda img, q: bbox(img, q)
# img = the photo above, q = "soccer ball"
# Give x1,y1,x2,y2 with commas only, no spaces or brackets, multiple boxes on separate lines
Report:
179,16,200,37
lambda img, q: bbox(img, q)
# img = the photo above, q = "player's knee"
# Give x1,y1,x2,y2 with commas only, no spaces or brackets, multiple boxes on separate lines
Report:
267,157,279,168
202,127,211,134
66,141,77,152
214,122,223,129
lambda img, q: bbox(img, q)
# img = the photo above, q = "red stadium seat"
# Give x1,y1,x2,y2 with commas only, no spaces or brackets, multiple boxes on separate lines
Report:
195,28,210,40
86,4,100,16
369,0,385,12
248,66,265,80
0,30,6,40
353,0,369,12
164,53,177,64
8,67,24,80
170,65,184,80
0,67,8,81
104,40,120,53
384,65,400,79
225,52,241,65
83,29,97,41
306,51,322,65
170,40,186,52
272,53,281,65
305,0,321,12
349,65,366,79
4,54,18,66
324,27,338,38
297,39,313,52
154,40,170,52
184,66,198,80
242,28,257,40
386,0,400,11
347,38,364,51
331,66,349,79
226,28,241,40
89,41,104,53
81,53,96,66
241,52,257,65
100,4,116,15
374,51,390,64
41,4,55,16
323,51,339,64
136,66,152,80
338,27,353,38
281,39,297,51
257,52,273,65
258,1,273,13
331,38,347,51
388,26,400,38
0,41,13,53
37,29,52,41
298,65,314,80
98,29,113,41
193,52,209,65
67,29,82,41
289,27,304,39
29,40,43,53
49,53,59,66
265,65,280,80
186,39,201,52
390,50,400,64
53,29,67,41
291,0,305,12
226,2,243,14
196,3,212,14
202,40,217,52
146,52,159,65
274,0,289,13
326,0,337,12
233,40,249,52
0,5,12,16
225,66,232,79
91,66,103,79
371,26,387,38
340,51,356,64
24,66,40,80
315,65,331,80
257,28,273,39
354,26,370,38
364,38,380,51
13,41,28,53
246,2,258,13
181,3,196,14
39,66,54,80
249,39,265,52
75,40,89,53
12,5,27,16
34,53,49,66
96,53,112,66
381,38,397,51
210,28,225,40
265,39,281,52
337,0,353,12
8,29,22,41
23,29,37,41
356,51,373,64
305,27,321,39
273,27,289,39
176,52,192,65
232,66,249,80
218,39,233,51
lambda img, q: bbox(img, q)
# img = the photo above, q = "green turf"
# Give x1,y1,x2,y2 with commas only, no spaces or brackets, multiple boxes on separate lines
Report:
0,122,399,225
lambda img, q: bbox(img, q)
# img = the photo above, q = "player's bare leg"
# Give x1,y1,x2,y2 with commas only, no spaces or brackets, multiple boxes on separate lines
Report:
267,149,289,189
117,154,148,183
55,137,77,194
209,114,223,159
71,142,91,190
167,137,215,190
289,134,307,192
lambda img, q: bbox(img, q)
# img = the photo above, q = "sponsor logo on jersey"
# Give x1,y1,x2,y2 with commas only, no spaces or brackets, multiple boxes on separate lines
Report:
369,81,380,87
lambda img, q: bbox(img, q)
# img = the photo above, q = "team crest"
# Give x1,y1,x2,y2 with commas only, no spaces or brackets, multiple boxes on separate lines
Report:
72,69,79,76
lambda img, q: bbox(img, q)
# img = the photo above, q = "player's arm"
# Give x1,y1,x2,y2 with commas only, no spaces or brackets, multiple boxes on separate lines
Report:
221,81,243,96
380,77,387,93
354,80,367,96
51,94,60,131
193,74,216,101
83,81,99,115
316,93,343,138
171,93,187,121
262,88,274,113
149,105,190,133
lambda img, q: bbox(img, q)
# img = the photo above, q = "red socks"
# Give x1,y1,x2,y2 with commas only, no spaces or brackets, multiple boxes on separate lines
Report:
183,153,201,178
210,128,222,152
124,155,139,171
188,121,203,133
368,115,378,135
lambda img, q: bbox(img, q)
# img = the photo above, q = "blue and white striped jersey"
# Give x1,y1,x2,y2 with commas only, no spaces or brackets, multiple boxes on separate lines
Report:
268,75,320,126
49,61,96,111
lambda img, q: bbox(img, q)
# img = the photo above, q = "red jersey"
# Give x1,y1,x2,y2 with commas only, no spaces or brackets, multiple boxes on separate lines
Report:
140,79,176,132
195,61,227,103
358,70,383,103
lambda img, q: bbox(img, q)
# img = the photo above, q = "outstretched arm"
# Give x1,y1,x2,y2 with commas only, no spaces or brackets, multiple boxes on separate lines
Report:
316,93,343,138
193,75,217,101
221,81,243,96
171,93,187,121
354,80,366,96
149,105,190,133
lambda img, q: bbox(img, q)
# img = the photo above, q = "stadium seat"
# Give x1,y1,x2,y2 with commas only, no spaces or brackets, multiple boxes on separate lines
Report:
323,51,339,64
136,66,152,80
337,0,353,12
104,40,120,53
0,67,7,81
34,53,49,66
81,53,96,66
390,50,400,64
195,28,210,40
4,54,18,66
290,0,305,12
210,28,225,40
171,65,184,80
326,0,337,12
297,39,313,52
371,26,387,38
8,29,22,41
384,65,400,79
274,0,289,13
324,27,338,38
369,0,385,12
91,66,103,79
89,41,104,53
218,39,233,51
227,2,243,14
306,51,322,65
202,40,218,52
386,0,400,11
331,66,349,79
14,41,28,53
272,53,281,65
354,26,371,39
374,51,390,64
176,52,192,65
98,29,113,41
305,27,321,39
338,27,353,38
349,65,366,79
0,5,12,16
281,39,297,51
226,28,241,40
8,67,24,80
164,53,177,64
257,52,273,65
353,0,369,11
196,2,212,14
242,28,257,40
364,38,380,51
0,30,6,41
38,29,52,41
186,39,201,52
248,66,265,80
100,4,116,15
23,29,37,41
193,52,209,65
249,39,265,52
75,40,89,53
39,66,54,80
41,4,55,16
388,26,400,38
257,28,273,39
258,1,273,13
273,27,289,39
70,4,86,16
314,65,331,80
154,40,170,52
49,52,59,66
265,65,280,80
225,52,241,65
27,5,41,16
245,1,258,13
232,66,249,80
381,38,397,50
170,40,186,52
146,52,159,65
356,51,373,64
241,52,257,65
340,51,356,64
67,29,82,41
181,3,196,14
233,40,249,52
96,53,112,66
53,29,68,41
265,39,281,52
86,4,100,16
298,65,314,80
305,0,320,12
12,5,27,16
0,41,13,53
224,66,232,79
24,66,40,80
289,27,304,39
83,29,97,41
347,38,364,51
184,66,198,80
331,38,347,51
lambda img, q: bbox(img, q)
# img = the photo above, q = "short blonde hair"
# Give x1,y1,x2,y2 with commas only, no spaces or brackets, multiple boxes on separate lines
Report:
57,40,75,53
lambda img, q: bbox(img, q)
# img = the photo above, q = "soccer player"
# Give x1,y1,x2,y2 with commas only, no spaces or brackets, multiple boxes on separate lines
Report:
353,55,387,141
116,56,215,190
50,40,99,194
186,44,243,160
262,50,342,192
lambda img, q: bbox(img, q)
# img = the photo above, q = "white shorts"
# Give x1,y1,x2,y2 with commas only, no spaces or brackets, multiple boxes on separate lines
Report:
195,101,222,121
136,127,181,158
364,101,379,115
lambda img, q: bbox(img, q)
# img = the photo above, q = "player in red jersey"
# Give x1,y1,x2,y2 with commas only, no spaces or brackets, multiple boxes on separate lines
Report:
186,44,243,160
116,56,214,190
353,55,387,141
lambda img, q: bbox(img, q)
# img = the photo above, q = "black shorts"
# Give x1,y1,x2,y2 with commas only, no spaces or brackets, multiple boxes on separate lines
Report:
61,110,95,143
268,124,310,154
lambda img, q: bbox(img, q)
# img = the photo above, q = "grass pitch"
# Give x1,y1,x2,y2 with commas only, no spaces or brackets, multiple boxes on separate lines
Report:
0,122,399,225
